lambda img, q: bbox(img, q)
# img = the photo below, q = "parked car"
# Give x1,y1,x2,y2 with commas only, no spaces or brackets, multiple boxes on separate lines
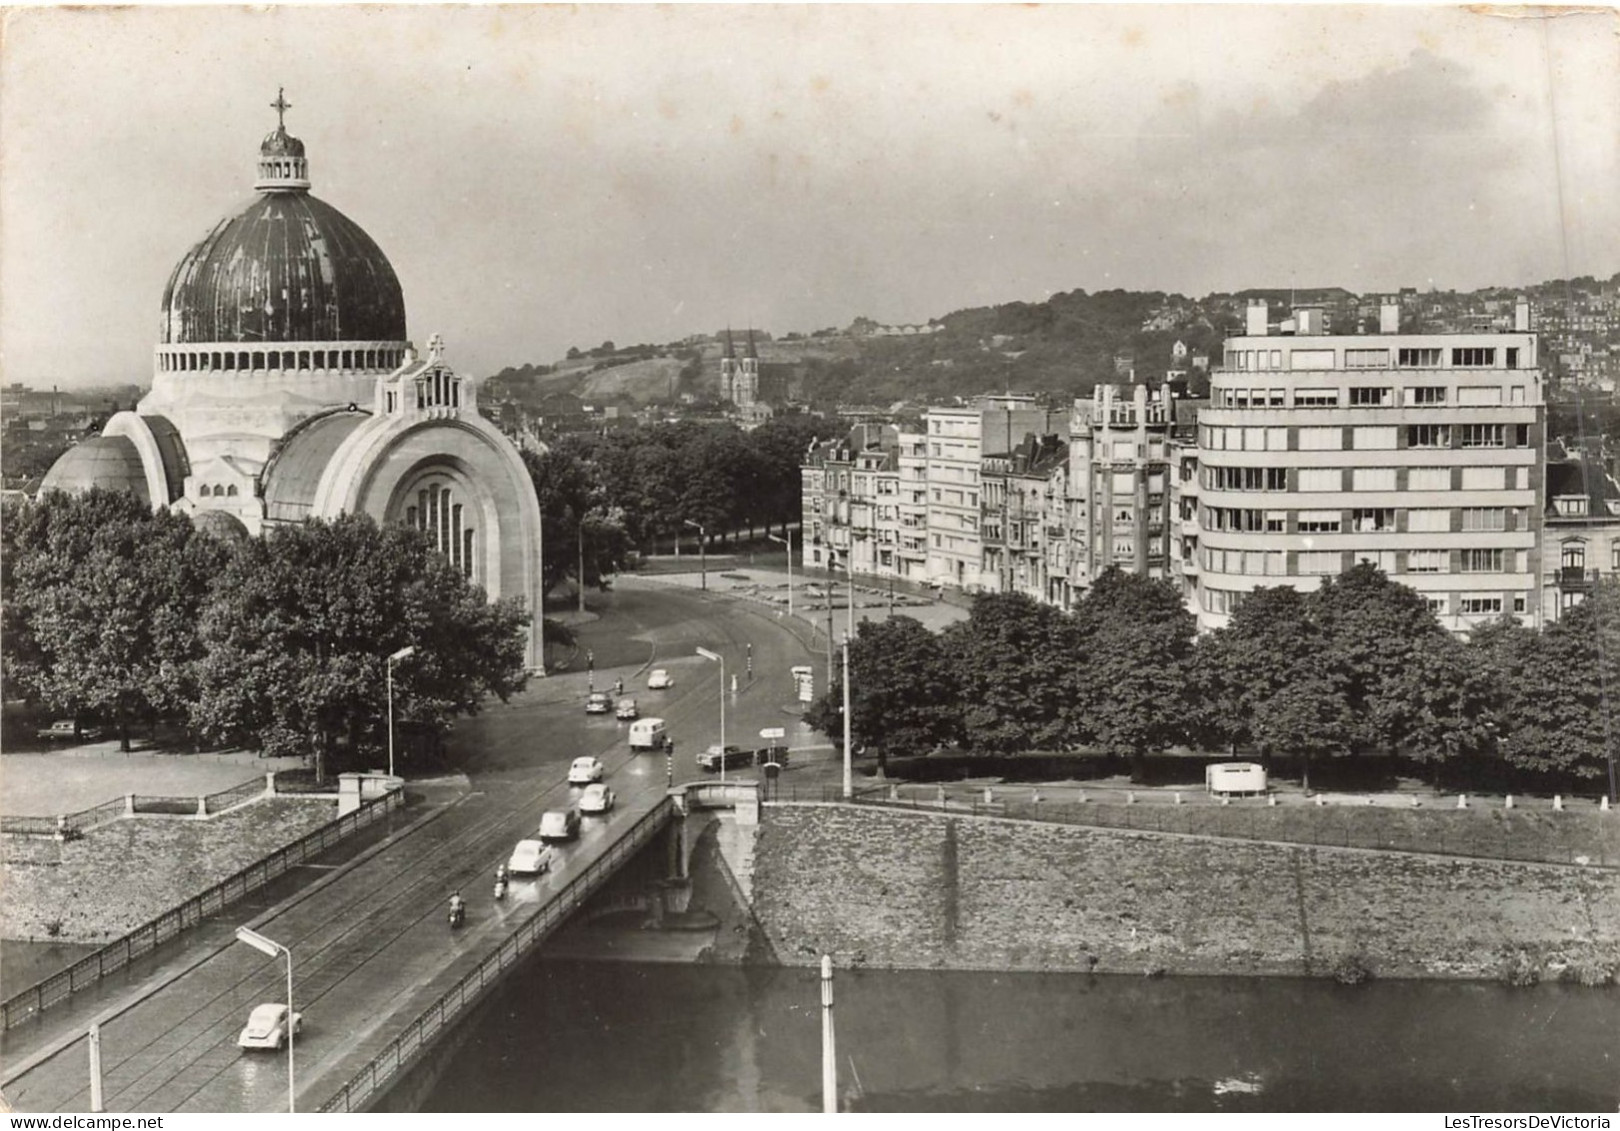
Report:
507,838,555,876
238,1002,302,1050
568,756,605,785
647,668,673,689
614,697,639,720
36,720,93,741
584,692,612,714
696,744,753,772
538,808,582,842
578,783,616,814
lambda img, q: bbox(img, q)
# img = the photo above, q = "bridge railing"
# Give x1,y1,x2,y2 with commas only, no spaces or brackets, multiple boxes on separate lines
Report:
680,779,760,810
0,787,404,1032
318,795,676,1113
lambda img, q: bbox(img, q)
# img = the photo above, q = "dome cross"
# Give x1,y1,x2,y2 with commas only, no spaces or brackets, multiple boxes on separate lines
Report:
271,88,291,129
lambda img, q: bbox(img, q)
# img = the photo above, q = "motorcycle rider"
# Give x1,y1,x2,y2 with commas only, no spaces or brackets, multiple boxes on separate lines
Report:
493,864,509,900
448,891,465,926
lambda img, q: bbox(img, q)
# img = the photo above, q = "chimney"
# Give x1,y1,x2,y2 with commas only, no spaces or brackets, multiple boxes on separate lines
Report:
1246,300,1269,336
1380,298,1400,334
1514,297,1531,332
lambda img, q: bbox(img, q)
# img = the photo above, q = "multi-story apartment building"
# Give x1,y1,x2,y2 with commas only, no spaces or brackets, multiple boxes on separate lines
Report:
895,429,930,582
922,394,1056,590
1194,299,1545,633
1541,439,1620,620
1066,384,1176,605
981,433,1067,600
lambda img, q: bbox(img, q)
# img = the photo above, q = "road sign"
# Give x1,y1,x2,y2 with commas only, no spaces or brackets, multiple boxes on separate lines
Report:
759,727,786,740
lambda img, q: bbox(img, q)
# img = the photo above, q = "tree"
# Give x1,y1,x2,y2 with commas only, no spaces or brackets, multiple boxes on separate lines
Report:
192,515,528,780
1251,677,1354,792
1308,562,1450,752
1374,631,1497,784
522,441,629,599
805,616,963,761
1193,586,1324,760
942,593,1079,755
1,489,229,749
1073,570,1196,780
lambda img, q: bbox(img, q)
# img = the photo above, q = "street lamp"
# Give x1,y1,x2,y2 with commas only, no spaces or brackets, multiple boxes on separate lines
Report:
842,633,853,801
767,530,794,621
235,926,295,1113
386,646,416,778
695,646,726,781
683,519,707,590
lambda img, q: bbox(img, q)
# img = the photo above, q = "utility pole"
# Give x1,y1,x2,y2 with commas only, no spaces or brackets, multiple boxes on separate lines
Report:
820,955,837,1113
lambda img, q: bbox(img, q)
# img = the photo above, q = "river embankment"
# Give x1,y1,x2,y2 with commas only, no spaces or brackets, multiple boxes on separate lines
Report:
747,803,1620,984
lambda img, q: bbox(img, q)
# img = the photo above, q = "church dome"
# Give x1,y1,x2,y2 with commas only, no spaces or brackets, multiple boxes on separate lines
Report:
40,437,152,505
158,94,406,346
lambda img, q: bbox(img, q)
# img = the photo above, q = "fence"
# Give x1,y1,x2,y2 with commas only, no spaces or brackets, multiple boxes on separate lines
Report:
1,776,268,838
770,784,1616,870
0,787,405,1031
317,796,675,1113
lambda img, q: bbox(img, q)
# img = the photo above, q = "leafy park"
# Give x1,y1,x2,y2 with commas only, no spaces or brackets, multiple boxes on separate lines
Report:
807,564,1620,801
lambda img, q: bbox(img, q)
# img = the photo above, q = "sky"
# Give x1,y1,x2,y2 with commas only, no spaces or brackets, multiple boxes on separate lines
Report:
2,4,1617,389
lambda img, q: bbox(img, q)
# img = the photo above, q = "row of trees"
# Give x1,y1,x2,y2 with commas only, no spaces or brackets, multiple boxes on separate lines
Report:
2,490,530,778
524,415,836,595
809,564,1620,793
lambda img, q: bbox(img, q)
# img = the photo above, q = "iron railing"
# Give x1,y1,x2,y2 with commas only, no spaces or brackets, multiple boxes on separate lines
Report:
1,776,266,838
0,788,404,1031
317,796,675,1112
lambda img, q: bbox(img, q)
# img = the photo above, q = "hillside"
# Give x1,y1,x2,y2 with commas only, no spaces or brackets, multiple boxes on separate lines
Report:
483,272,1620,412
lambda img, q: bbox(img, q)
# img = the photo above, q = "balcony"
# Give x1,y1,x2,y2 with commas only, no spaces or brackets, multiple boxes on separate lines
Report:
1555,566,1600,589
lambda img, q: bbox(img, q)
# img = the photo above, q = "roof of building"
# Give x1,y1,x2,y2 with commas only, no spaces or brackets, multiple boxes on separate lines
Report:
1545,448,1620,518
39,436,151,505
261,409,369,523
159,118,406,345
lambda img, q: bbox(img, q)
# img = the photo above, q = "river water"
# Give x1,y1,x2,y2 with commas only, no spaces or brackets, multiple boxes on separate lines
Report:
422,960,1618,1112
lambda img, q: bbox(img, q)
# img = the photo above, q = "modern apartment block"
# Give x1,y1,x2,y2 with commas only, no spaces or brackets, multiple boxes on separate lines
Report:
922,395,1057,590
1064,384,1178,608
1194,298,1545,632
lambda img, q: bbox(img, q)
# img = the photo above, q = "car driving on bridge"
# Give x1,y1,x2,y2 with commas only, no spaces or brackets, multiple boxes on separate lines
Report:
507,839,556,876
578,782,616,814
646,668,673,689
697,744,753,772
238,1003,302,1051
538,808,582,842
568,756,605,784
584,692,612,714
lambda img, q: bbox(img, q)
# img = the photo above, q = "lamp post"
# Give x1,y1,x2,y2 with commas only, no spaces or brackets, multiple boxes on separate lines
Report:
842,634,853,801
235,926,295,1113
695,646,725,781
386,646,415,778
683,519,707,590
767,530,794,621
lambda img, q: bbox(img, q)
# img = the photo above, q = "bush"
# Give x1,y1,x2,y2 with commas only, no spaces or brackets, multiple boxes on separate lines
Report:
1499,949,1541,987
1330,953,1374,985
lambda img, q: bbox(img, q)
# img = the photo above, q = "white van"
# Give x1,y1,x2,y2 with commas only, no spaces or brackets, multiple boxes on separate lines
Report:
628,717,668,751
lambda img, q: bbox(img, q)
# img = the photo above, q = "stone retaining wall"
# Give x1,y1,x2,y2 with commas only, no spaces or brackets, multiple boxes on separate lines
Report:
751,804,1620,983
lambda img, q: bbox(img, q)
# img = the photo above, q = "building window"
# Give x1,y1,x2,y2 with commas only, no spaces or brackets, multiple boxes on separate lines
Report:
1422,596,1448,616
1290,349,1337,370
1299,427,1343,451
1458,424,1505,448
1514,424,1530,447
1407,467,1451,491
1345,349,1389,368
1459,596,1503,615
1296,511,1341,534
1408,386,1447,404
1265,511,1287,533
1407,509,1450,532
1406,425,1451,448
1352,508,1395,532
1460,549,1506,572
1349,387,1393,407
1461,467,1507,490
1352,468,1396,491
1399,348,1443,367
1298,551,1339,575
1452,347,1497,367
1461,508,1506,532
1407,550,1447,573
1297,468,1341,493
1353,426,1398,450
1294,389,1339,407
1457,387,1504,407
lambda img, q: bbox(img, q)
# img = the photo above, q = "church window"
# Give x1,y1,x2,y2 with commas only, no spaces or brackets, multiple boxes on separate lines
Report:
299,351,311,370
226,485,239,497
462,530,475,578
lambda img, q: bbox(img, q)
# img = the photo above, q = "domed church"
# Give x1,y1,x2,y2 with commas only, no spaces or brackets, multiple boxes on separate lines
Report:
42,93,546,670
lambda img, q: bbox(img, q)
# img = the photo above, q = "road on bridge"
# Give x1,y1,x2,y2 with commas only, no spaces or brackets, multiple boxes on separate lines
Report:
0,579,826,1113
